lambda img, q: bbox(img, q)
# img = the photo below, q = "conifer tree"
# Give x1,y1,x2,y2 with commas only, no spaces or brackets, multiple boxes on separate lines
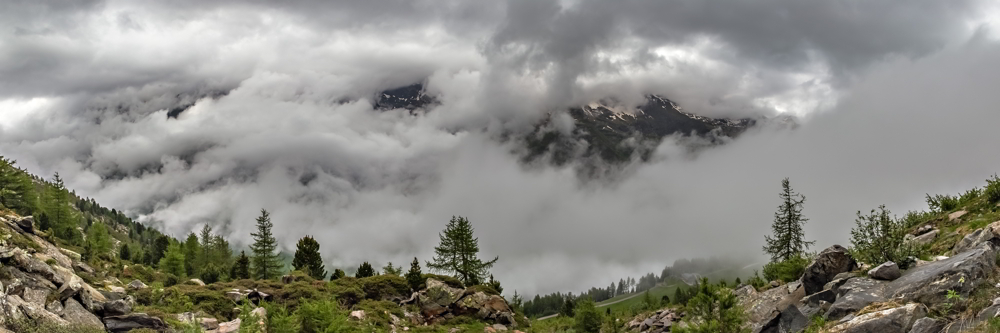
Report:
405,257,423,291
487,274,503,294
183,233,201,277
45,173,81,244
427,216,498,285
250,209,282,280
292,236,327,280
330,268,346,281
0,158,38,215
763,178,814,262
356,261,375,278
159,242,187,277
231,251,251,280
382,262,402,276
84,222,113,261
119,243,131,261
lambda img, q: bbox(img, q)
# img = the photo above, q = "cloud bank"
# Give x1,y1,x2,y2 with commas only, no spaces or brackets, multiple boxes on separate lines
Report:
1,0,999,295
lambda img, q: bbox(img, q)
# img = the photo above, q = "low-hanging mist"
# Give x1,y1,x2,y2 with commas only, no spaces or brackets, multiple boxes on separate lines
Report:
2,0,1000,297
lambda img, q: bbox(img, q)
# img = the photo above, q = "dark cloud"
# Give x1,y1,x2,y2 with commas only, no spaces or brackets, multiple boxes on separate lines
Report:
0,0,998,296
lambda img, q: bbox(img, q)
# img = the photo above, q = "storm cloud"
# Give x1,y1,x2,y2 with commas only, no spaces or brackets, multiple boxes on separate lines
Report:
1,0,999,295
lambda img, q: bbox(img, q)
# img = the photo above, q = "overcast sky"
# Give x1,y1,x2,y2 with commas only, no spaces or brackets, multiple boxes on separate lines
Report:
2,0,1000,296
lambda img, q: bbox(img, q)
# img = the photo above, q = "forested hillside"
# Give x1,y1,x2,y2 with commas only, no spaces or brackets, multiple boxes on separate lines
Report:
0,156,523,332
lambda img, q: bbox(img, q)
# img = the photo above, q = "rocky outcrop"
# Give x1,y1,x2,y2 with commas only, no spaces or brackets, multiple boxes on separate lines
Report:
625,308,682,333
104,313,169,332
410,278,518,328
867,262,901,281
62,298,104,329
828,303,927,333
802,245,857,295
888,242,995,308
952,220,1000,254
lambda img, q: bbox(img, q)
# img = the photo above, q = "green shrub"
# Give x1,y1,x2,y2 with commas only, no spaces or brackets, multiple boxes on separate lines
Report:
673,278,748,333
359,275,410,300
762,255,809,283
328,277,364,306
926,193,959,212
296,299,351,333
263,301,301,333
849,205,921,269
238,299,264,333
573,298,603,333
165,274,180,287
987,175,1000,204
960,187,983,206
355,299,404,327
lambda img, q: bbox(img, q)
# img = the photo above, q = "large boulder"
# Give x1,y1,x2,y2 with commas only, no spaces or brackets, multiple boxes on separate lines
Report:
127,279,148,290
825,278,886,321
827,303,927,333
759,304,808,333
867,262,901,281
16,296,69,326
908,317,945,333
56,273,84,301
61,298,104,329
103,298,133,316
5,248,61,285
951,220,1000,254
418,278,465,318
887,243,995,308
13,216,34,234
103,313,170,333
217,318,241,333
802,245,857,295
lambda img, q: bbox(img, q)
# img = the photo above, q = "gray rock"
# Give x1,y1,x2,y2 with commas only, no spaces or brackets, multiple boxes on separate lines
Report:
828,303,927,333
5,249,60,286
868,262,901,281
126,279,148,290
45,299,63,315
908,317,945,333
13,216,34,234
417,279,464,318
19,287,49,307
802,289,836,306
825,278,887,321
56,273,83,301
103,299,133,316
103,313,169,333
907,229,938,247
61,298,103,329
760,304,809,333
802,245,858,295
951,220,1000,254
742,281,793,325
888,243,995,308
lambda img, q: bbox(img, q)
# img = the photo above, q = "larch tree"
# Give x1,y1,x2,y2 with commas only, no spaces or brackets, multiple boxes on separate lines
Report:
250,209,283,280
427,216,498,285
763,178,814,262
292,236,327,280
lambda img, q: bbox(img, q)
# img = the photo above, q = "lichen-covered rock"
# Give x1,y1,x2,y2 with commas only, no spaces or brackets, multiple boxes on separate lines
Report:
802,245,857,295
888,243,995,308
61,298,103,329
104,298,133,316
952,220,1000,254
825,278,886,321
418,278,465,317
828,303,927,333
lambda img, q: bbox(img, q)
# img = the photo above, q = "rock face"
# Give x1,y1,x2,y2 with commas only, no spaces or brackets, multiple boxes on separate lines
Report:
61,298,103,329
867,262,901,281
828,303,927,333
908,317,945,333
103,313,169,333
952,220,1000,254
412,278,518,328
759,304,808,333
802,245,857,295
